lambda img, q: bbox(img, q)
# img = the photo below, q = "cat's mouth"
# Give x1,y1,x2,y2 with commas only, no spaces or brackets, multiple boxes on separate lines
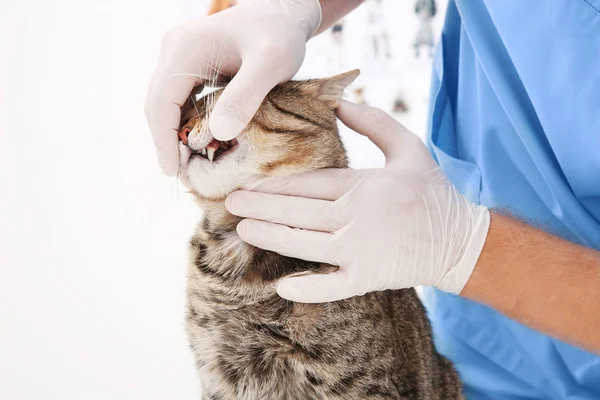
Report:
190,138,239,163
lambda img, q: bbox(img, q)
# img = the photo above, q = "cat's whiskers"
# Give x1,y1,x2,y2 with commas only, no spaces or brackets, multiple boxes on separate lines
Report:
190,93,201,120
205,38,228,123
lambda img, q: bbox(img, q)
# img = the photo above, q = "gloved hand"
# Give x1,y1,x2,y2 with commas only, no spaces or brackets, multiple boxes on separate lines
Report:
144,0,322,175
225,100,490,303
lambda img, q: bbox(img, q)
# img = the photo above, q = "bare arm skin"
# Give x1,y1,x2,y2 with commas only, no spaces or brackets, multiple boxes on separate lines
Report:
316,0,364,34
461,212,600,354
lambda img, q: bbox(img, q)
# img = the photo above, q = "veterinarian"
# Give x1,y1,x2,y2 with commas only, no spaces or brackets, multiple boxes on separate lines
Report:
145,0,600,398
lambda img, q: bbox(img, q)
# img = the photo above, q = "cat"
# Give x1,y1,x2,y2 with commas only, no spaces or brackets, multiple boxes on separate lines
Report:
177,70,463,400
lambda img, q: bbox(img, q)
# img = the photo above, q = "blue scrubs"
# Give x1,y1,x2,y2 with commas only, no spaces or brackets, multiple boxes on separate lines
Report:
422,0,600,398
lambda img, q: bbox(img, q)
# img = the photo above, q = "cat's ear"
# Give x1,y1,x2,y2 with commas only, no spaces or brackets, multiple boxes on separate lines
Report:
311,69,360,108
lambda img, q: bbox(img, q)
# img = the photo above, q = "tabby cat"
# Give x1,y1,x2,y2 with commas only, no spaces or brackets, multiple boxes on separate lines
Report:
177,70,463,400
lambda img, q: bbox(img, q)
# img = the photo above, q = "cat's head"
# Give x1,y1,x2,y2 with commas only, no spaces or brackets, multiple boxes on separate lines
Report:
177,70,359,199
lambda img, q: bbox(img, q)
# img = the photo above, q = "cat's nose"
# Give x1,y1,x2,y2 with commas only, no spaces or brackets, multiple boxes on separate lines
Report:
178,127,191,145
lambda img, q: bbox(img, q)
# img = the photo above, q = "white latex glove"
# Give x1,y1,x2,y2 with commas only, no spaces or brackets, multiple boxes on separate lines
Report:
225,100,490,303
144,0,321,175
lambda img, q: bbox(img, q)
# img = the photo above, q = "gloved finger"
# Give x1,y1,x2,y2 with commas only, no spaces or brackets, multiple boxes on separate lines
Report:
146,71,201,175
144,30,180,120
276,271,355,303
226,191,347,232
148,104,180,175
209,60,281,141
236,219,337,265
241,168,365,201
336,100,412,161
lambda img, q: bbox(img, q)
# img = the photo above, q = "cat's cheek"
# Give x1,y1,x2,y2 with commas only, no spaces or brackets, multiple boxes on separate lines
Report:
178,172,194,191
179,141,260,198
178,142,192,164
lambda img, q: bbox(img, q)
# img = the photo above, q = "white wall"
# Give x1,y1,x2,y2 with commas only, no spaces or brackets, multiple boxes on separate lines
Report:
0,1,444,399
1,1,205,398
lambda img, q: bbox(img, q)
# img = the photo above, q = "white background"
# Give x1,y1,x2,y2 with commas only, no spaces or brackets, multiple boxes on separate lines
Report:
0,0,445,398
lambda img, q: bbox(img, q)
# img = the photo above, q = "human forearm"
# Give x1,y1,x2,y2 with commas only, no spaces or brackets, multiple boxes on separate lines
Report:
461,212,600,354
315,0,364,34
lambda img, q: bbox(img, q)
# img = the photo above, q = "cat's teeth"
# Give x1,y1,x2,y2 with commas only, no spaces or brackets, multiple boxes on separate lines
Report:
201,147,207,155
207,147,216,162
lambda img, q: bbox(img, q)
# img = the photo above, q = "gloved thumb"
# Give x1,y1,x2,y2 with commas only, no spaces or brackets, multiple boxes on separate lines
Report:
209,61,280,141
336,100,412,161
276,271,354,303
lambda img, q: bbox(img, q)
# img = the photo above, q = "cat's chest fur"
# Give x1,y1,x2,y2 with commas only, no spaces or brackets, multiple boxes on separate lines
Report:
185,201,463,400
185,206,338,399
